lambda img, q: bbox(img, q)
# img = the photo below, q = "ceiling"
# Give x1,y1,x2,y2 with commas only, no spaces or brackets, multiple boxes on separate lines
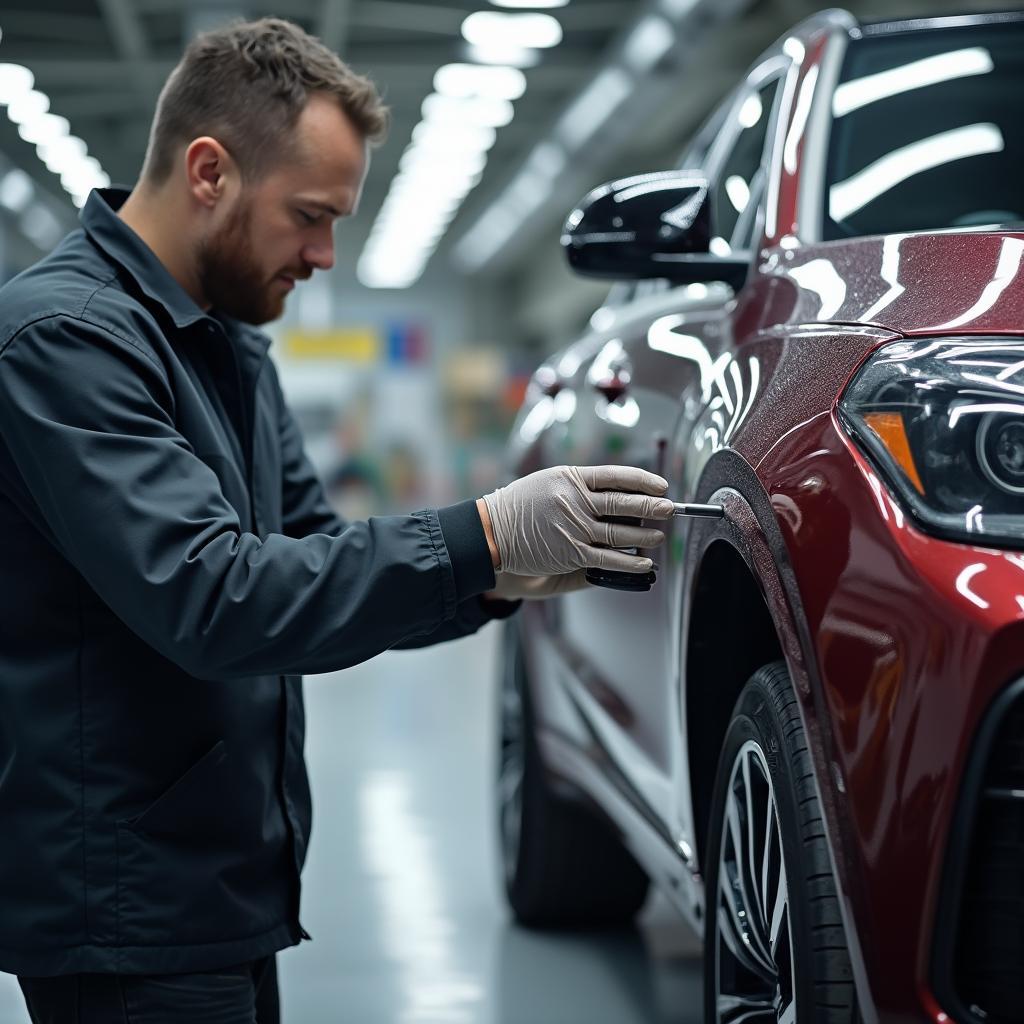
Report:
2,0,1023,282
0,1,646,263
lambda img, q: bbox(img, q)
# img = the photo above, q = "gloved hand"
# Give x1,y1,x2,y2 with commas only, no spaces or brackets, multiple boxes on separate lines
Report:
481,465,673,577
483,569,590,602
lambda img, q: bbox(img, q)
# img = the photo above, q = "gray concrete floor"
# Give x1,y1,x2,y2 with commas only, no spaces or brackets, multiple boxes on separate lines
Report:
0,625,703,1023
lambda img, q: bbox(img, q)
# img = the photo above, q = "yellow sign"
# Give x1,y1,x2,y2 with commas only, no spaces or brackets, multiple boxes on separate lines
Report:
282,328,379,362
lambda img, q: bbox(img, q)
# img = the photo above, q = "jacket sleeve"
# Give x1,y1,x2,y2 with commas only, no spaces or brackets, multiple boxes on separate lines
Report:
391,593,521,649
0,316,498,679
268,360,520,648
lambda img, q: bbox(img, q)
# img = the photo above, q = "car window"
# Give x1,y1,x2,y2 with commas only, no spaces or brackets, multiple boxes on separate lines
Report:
711,79,781,249
675,96,731,171
824,23,1024,239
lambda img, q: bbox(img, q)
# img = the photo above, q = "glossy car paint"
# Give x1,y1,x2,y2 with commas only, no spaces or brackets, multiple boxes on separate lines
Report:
508,10,1024,1024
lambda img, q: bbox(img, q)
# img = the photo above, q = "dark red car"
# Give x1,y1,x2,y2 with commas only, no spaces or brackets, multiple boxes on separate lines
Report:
496,9,1024,1024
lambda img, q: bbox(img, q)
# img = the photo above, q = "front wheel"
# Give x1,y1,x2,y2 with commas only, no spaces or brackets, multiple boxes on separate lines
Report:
703,662,857,1024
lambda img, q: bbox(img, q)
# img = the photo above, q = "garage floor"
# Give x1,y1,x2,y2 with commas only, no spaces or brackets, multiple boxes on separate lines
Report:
0,625,702,1023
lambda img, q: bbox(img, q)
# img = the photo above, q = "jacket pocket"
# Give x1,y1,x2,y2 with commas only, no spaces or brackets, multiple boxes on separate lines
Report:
120,740,228,836
115,740,288,948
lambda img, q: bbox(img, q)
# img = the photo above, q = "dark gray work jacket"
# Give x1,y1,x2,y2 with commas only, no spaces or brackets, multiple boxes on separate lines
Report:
0,188,515,977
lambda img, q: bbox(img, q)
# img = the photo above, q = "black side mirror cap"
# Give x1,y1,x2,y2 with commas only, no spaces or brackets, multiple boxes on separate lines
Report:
561,170,748,288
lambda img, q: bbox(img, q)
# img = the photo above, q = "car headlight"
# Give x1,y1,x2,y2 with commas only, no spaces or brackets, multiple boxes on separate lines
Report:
839,337,1024,546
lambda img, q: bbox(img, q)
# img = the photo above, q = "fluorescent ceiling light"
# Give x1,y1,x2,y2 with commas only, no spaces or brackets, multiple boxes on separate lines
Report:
0,63,34,104
384,187,464,211
61,165,107,192
37,134,88,172
6,89,50,124
490,0,568,7
400,146,487,175
360,17,534,289
466,43,540,67
421,92,514,129
833,47,993,118
392,164,481,188
2,75,111,212
623,14,675,73
556,67,632,151
830,122,1004,220
462,11,562,50
18,113,69,146
433,63,526,101
412,121,497,152
0,168,34,213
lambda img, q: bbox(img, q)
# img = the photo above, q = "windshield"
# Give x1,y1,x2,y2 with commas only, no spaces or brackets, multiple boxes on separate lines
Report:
823,21,1024,240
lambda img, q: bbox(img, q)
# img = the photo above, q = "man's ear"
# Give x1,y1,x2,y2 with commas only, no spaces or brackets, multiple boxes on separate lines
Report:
184,137,237,208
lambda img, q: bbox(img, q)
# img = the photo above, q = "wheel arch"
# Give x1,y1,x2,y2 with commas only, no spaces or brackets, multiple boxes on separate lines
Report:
685,537,784,871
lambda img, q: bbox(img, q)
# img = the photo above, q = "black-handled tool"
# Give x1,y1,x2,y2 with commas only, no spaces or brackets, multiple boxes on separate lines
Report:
585,502,725,591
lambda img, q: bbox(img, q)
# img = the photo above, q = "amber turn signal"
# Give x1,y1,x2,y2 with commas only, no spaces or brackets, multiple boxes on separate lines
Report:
863,412,925,494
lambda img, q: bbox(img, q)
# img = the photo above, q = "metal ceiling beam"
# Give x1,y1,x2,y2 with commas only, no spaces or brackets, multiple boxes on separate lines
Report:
95,0,151,62
21,52,599,86
558,2,642,31
318,0,353,54
0,12,109,45
49,91,152,119
353,2,465,35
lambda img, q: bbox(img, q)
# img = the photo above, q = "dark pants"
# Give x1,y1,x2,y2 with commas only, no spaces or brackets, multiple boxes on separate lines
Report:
17,955,279,1024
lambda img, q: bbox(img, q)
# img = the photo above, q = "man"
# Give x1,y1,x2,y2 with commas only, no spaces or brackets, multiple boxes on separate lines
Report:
0,17,674,1022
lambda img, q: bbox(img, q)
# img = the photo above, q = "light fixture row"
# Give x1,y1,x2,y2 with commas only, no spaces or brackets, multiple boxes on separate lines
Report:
357,8,564,289
455,6,683,273
0,56,111,212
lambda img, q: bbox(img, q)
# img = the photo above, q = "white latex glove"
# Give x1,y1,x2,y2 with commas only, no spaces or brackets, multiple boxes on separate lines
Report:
482,465,673,577
483,569,590,602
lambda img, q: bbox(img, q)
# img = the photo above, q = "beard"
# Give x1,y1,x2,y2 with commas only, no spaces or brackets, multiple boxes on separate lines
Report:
197,196,289,326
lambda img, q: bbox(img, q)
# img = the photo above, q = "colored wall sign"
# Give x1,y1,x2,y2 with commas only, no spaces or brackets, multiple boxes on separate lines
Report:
387,323,428,365
282,328,379,362
282,325,429,364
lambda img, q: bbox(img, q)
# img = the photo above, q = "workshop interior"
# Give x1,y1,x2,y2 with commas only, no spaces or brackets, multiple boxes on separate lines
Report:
1,0,1023,1022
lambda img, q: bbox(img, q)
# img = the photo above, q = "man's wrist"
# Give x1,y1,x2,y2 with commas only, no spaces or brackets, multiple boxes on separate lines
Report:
476,497,501,570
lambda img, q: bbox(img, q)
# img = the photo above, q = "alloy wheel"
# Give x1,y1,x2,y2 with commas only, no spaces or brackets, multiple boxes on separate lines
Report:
715,739,796,1024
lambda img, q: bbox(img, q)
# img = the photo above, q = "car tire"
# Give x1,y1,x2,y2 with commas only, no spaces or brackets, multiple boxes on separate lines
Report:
704,661,857,1024
498,619,649,927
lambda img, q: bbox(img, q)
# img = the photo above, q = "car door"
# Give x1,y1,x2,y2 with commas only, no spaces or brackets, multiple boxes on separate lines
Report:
551,61,788,833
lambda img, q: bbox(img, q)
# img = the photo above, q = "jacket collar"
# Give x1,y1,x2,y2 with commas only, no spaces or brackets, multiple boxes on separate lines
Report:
82,188,212,330
81,188,272,361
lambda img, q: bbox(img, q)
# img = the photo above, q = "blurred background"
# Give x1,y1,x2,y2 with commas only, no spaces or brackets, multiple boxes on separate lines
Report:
1,1,1021,1021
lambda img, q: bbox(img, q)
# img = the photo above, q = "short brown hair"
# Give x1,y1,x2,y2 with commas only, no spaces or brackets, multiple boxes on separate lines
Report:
142,17,389,184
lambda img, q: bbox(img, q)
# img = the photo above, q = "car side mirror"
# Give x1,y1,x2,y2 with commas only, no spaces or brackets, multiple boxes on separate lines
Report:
561,171,749,288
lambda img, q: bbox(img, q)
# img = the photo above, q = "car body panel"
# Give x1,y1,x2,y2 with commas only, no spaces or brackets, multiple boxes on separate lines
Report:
759,232,1024,338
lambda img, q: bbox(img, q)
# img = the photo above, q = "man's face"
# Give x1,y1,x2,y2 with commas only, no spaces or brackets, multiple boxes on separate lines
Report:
197,93,368,325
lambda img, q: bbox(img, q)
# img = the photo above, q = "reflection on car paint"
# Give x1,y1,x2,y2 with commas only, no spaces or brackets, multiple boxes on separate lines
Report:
600,397,640,429
955,563,990,610
518,396,555,445
930,235,1024,330
830,123,1005,222
787,258,846,319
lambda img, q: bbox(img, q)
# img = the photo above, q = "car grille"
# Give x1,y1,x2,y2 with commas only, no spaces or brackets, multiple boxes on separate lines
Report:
952,694,1024,1021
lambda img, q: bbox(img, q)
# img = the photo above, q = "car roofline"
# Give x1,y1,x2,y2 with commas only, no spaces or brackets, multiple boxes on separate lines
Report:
857,9,1024,36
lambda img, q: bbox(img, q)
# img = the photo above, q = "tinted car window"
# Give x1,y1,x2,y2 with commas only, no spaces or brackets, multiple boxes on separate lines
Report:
824,23,1024,239
712,80,780,246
